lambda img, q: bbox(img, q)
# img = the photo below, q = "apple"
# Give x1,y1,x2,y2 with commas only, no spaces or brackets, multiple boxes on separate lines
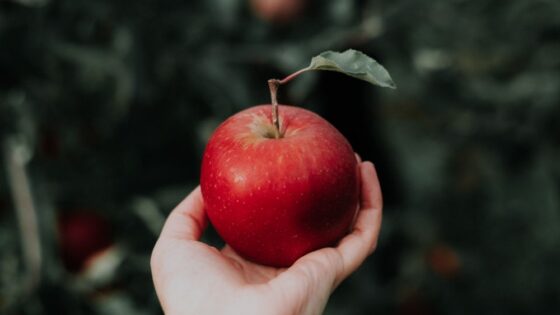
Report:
201,104,359,267
58,211,113,272
426,244,461,279
249,0,307,24
397,291,437,315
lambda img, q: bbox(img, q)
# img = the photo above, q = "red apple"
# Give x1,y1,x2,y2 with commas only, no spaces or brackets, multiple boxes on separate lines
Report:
397,291,437,315
249,0,307,24
58,211,113,272
201,105,359,267
426,244,461,279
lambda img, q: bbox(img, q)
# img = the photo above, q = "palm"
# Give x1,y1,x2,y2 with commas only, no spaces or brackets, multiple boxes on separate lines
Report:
220,245,284,284
151,161,382,315
177,241,284,285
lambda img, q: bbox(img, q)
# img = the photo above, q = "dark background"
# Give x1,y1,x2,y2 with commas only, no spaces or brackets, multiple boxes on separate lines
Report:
1,0,559,314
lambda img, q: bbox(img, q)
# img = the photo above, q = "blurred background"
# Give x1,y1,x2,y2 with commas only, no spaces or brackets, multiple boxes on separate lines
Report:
1,0,560,314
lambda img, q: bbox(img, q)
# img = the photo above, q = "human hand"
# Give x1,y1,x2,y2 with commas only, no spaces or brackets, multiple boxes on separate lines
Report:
151,159,382,315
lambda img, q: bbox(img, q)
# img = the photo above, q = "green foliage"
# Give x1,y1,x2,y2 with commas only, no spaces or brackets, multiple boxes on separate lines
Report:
1,0,560,314
308,49,396,89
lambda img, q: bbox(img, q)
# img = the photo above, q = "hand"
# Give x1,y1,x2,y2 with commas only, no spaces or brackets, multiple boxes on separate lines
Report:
151,160,382,315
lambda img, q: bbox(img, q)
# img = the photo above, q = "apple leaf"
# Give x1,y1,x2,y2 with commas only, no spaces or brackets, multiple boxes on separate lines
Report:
308,49,396,89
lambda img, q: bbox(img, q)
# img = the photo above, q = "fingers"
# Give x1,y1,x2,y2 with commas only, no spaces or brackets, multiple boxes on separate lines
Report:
159,186,208,241
358,162,382,212
334,161,383,284
151,187,207,313
270,161,383,305
355,153,362,163
269,248,343,314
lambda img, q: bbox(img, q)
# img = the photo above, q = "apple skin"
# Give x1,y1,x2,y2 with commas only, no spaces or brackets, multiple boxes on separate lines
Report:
201,105,359,267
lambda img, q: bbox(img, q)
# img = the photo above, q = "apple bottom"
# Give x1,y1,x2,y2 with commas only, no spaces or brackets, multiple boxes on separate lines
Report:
224,214,356,268
205,185,359,268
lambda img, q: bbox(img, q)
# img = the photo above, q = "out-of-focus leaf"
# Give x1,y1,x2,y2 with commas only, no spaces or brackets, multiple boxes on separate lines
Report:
307,49,396,89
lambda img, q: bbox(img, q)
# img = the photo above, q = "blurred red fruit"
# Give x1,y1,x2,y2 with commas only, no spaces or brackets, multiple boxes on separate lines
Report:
58,211,113,272
426,244,461,279
397,292,438,315
249,0,307,24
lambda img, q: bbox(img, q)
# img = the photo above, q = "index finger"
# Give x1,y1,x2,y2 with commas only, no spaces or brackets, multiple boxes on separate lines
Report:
335,162,383,283
158,186,208,241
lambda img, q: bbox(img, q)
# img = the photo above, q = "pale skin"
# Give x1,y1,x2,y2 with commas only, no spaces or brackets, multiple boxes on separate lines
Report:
151,158,383,315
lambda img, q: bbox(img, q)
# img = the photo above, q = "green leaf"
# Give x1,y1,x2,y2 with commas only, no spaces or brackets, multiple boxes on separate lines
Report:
308,49,396,89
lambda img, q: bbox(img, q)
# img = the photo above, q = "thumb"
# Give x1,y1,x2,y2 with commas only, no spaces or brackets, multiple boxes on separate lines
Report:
159,186,207,241
269,248,344,315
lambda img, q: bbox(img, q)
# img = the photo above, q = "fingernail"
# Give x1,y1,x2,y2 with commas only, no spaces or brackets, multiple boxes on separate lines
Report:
355,153,362,163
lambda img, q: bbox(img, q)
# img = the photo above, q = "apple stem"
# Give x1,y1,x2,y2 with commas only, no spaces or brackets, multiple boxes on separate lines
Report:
267,67,311,138
267,79,281,138
278,67,310,85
